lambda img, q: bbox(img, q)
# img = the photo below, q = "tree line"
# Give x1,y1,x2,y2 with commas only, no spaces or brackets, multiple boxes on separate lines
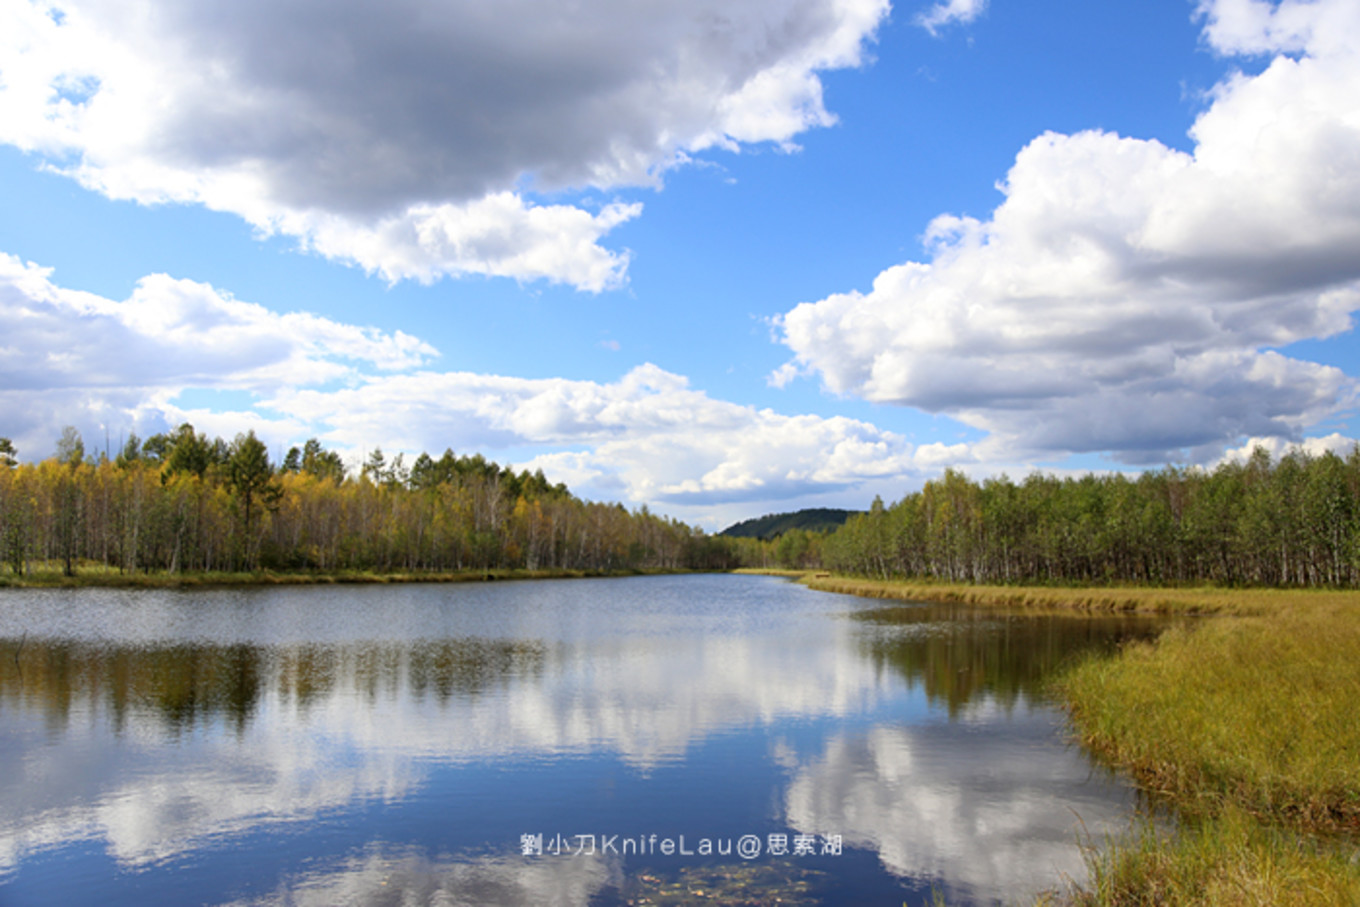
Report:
818,447,1360,587
0,426,736,577
10,425,1353,586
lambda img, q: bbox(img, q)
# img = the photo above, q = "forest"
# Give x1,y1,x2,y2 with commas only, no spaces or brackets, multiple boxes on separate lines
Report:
719,508,858,540
6,425,1359,588
0,426,736,577
817,446,1360,587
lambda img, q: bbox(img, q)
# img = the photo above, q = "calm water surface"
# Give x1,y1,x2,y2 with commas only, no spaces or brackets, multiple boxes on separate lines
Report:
0,574,1164,905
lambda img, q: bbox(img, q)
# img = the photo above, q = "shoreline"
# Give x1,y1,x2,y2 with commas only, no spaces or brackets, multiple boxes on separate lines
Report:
783,570,1360,617
778,570,1360,904
0,565,701,590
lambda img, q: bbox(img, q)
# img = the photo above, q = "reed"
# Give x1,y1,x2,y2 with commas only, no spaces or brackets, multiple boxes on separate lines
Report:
796,573,1360,617
1058,607,1360,833
1069,809,1360,906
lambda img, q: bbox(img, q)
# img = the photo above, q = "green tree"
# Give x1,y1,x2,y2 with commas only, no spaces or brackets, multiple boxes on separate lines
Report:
0,437,16,469
162,423,215,479
300,438,345,482
282,446,302,473
53,428,86,575
115,433,142,469
226,431,282,568
409,452,438,489
362,448,387,484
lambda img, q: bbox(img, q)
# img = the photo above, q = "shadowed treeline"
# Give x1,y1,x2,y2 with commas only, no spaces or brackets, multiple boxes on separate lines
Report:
0,636,546,734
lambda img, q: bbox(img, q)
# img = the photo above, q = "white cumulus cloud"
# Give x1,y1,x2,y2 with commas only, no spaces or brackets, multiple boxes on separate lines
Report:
262,363,936,508
1219,431,1359,465
0,0,887,289
775,0,1360,464
0,252,434,452
916,0,988,36
0,252,956,520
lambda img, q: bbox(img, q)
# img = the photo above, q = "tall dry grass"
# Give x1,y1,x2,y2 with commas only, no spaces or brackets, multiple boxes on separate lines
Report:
797,573,1360,617
1070,808,1360,906
1058,608,1360,832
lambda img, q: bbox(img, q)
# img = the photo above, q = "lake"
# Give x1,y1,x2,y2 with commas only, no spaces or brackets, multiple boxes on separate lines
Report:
0,573,1164,905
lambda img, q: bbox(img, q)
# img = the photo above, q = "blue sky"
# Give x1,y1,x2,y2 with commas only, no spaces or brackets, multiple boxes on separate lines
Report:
2,0,1359,529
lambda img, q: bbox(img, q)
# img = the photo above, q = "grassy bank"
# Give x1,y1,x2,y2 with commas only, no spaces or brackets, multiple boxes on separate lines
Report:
1072,807,1360,906
731,567,810,579
794,572,1360,617
1059,607,1360,832
0,562,686,589
1056,604,1360,905
790,572,1360,904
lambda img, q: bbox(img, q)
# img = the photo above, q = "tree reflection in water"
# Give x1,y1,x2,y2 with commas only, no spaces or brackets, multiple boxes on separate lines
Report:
0,637,546,736
849,603,1170,715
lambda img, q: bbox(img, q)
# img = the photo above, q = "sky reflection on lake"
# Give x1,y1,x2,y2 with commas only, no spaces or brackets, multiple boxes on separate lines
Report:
0,574,1163,905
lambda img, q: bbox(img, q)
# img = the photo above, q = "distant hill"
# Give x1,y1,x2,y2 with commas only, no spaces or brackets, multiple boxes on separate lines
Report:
719,508,861,540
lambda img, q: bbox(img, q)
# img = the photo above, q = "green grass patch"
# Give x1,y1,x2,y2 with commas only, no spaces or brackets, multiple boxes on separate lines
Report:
1070,808,1360,906
1057,608,1360,833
